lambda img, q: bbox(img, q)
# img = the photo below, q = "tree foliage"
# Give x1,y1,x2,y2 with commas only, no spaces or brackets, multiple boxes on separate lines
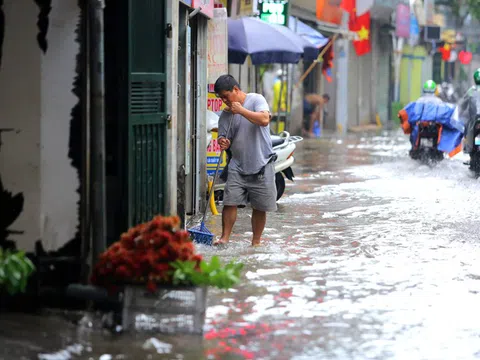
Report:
436,0,480,26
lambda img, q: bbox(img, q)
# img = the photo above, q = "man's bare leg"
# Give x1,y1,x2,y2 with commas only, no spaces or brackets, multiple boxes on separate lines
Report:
251,209,267,246
214,205,237,245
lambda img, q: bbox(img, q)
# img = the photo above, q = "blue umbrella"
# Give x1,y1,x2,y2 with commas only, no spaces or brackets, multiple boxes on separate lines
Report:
270,21,320,61
228,17,304,65
289,16,329,49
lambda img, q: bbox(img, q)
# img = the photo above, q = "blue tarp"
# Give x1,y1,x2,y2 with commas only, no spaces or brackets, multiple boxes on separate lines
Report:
403,99,464,154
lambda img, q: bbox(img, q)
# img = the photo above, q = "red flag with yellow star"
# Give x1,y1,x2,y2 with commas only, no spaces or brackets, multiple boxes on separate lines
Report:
350,11,371,56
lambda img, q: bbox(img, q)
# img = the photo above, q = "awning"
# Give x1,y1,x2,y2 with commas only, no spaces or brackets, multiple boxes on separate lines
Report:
289,4,357,40
288,16,329,48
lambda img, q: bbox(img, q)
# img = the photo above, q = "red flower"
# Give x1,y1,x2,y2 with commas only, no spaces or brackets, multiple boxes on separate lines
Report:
115,265,132,279
120,232,135,249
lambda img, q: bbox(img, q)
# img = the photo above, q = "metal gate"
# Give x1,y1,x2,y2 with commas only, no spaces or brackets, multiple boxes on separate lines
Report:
128,0,167,225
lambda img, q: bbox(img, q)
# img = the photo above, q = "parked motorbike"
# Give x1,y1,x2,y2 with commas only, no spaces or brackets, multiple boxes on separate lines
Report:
206,110,303,201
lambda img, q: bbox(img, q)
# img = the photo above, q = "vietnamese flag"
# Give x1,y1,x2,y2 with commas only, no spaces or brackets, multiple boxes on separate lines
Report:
350,11,371,56
341,0,372,56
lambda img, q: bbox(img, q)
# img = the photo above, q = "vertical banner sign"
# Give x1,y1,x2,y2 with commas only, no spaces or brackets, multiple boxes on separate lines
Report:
409,12,420,46
207,8,228,176
395,3,410,38
207,8,228,85
185,25,192,175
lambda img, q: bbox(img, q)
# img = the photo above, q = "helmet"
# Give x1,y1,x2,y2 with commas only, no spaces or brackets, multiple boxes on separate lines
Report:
474,68,480,85
423,80,437,93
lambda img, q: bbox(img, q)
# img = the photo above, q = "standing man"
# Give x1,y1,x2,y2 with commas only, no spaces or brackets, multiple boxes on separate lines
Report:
213,74,277,247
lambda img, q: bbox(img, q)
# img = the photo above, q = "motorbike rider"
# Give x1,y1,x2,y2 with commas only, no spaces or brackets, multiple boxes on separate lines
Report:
458,68,480,158
398,80,464,159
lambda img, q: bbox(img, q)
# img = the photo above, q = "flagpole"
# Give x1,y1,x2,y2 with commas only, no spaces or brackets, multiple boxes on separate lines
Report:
295,34,339,88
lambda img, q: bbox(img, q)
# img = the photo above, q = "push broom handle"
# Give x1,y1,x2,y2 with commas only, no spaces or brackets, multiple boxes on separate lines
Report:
201,113,234,224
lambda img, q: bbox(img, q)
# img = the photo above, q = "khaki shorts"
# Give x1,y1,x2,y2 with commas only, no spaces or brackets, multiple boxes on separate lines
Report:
223,163,277,212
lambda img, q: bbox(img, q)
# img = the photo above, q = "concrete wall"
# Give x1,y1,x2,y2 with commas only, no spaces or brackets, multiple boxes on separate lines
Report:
0,0,80,251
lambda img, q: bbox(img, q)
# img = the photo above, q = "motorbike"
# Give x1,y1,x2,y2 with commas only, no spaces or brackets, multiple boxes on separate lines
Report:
398,98,464,164
459,92,480,177
468,116,480,175
409,121,444,163
206,110,303,201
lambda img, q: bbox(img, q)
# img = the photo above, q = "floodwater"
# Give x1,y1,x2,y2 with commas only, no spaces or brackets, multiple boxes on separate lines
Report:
2,130,480,360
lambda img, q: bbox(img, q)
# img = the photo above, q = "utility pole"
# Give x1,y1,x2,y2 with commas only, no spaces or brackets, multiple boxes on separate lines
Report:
88,0,107,264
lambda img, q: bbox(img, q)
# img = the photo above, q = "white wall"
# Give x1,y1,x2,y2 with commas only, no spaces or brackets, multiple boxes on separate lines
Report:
40,0,80,251
0,0,42,251
0,0,80,251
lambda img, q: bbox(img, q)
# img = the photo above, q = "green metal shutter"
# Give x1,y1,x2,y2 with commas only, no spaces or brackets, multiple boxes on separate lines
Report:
128,0,167,226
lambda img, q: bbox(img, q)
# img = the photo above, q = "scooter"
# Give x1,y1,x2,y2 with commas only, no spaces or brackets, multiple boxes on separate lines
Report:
206,110,303,201
409,121,444,163
464,115,480,176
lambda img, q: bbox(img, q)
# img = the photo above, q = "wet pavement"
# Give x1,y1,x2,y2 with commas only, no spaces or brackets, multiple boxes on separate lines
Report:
2,130,480,360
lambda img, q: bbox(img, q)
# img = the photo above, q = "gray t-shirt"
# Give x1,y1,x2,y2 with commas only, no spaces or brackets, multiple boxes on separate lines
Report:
218,93,273,175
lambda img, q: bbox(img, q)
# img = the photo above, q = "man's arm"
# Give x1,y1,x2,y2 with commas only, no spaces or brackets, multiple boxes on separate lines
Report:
230,94,271,127
238,108,270,127
217,111,231,139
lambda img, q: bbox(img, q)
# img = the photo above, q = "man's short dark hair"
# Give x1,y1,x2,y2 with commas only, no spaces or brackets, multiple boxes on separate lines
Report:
214,74,241,94
322,94,330,101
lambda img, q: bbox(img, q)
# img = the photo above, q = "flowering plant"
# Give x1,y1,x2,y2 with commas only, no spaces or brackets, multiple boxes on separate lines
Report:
91,215,242,292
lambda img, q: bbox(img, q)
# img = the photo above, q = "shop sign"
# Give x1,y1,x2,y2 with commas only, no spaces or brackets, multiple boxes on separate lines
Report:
206,131,227,176
192,0,215,18
259,0,289,26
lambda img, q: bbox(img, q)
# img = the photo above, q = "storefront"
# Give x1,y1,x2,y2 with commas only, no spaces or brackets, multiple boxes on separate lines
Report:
177,0,213,224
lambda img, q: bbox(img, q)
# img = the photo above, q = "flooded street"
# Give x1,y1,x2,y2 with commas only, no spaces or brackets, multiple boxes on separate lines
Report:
2,130,480,360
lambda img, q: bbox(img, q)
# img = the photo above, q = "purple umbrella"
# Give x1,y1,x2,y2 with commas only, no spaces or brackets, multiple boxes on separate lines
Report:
228,17,305,65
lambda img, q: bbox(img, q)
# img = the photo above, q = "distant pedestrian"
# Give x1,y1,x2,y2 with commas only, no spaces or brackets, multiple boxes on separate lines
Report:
214,74,277,247
302,93,330,138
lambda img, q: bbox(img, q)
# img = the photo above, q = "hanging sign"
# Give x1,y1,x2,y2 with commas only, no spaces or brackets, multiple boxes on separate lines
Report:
259,0,289,26
395,3,410,38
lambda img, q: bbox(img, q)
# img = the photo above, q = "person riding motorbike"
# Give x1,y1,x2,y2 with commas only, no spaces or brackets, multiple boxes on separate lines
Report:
398,80,464,161
458,68,480,173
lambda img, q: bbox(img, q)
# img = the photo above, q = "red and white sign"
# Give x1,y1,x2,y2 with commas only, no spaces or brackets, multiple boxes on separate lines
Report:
193,0,215,18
